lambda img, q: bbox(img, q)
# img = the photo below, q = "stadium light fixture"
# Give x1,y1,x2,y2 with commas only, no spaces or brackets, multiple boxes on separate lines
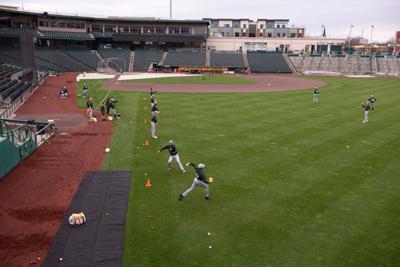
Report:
370,25,374,44
348,25,354,54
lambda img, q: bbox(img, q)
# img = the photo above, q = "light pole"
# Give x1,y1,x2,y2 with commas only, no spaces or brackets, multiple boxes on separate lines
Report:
170,0,172,20
370,25,374,44
348,25,353,54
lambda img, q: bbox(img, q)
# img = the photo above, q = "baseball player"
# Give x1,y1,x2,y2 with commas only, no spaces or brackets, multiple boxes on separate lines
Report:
150,111,159,138
151,100,159,113
179,162,210,201
150,88,156,98
86,98,94,120
368,95,376,111
150,97,156,109
313,87,319,103
362,101,370,123
158,140,186,173
82,83,89,97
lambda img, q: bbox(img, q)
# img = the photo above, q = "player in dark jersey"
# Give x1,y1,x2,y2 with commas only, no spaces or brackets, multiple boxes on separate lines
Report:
150,111,159,138
179,163,210,201
313,87,319,103
368,95,376,111
158,140,186,173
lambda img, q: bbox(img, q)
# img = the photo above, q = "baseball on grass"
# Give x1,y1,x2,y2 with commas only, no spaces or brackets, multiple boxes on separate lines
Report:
208,177,214,183
208,232,211,236
209,245,212,249
346,145,350,148
105,148,111,153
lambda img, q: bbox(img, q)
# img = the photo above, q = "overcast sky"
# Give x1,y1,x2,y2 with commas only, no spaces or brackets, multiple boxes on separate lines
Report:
2,0,399,41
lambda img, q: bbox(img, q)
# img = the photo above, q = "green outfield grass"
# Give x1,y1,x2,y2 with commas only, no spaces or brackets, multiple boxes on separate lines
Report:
78,77,400,267
120,74,256,84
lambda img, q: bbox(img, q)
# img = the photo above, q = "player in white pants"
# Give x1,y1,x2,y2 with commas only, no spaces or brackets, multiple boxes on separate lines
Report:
158,140,186,173
313,87,319,103
150,111,159,138
179,163,210,200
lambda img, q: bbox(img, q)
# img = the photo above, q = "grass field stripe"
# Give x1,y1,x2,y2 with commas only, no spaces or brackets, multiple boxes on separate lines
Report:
95,89,112,110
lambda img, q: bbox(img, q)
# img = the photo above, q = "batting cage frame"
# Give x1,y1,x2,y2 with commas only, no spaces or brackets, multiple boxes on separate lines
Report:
97,58,126,74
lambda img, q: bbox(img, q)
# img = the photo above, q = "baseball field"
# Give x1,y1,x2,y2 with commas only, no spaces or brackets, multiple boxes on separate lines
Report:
77,76,400,267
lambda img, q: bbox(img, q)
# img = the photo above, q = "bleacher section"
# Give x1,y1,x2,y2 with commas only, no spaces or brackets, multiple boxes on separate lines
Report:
134,50,163,71
0,63,32,105
38,31,95,41
98,47,130,71
210,51,245,68
164,51,206,66
61,47,100,70
289,55,372,74
376,56,400,75
247,52,292,73
0,46,22,66
35,46,91,72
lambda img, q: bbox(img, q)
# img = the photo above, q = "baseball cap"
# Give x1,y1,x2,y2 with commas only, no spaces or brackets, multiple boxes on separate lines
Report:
197,163,205,168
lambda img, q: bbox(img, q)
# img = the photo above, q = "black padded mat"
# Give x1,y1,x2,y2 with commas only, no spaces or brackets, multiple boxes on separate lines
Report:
43,171,132,267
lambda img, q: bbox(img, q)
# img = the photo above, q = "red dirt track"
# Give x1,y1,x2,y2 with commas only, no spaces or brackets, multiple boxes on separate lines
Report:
0,73,113,267
104,74,326,93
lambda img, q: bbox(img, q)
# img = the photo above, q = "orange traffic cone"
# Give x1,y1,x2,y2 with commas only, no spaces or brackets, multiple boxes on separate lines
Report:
144,139,149,146
144,105,147,110
146,179,152,188
144,118,147,124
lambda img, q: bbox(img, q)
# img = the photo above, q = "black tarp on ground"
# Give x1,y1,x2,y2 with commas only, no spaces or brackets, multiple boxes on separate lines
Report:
43,171,131,267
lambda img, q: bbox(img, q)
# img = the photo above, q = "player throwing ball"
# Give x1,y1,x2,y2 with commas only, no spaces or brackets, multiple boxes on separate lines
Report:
158,140,186,173
179,162,211,201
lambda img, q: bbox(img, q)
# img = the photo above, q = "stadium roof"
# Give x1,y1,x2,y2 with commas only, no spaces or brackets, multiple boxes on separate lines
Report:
0,7,209,24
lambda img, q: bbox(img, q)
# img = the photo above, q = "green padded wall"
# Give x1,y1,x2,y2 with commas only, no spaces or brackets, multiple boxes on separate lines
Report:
0,137,22,178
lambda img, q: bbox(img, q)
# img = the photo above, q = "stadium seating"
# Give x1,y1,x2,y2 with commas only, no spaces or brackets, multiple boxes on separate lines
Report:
210,51,245,68
38,31,95,41
288,55,372,74
376,56,400,75
61,47,100,70
134,50,163,71
247,52,292,73
35,46,91,72
164,51,206,66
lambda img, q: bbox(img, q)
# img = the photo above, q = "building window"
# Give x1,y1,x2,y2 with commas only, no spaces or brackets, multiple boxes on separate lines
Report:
259,32,263,37
224,24,230,28
282,25,286,28
144,27,155,35
277,25,280,28
282,33,286,37
242,24,247,29
260,24,264,29
170,27,180,34
268,33,272,37
92,25,102,32
156,27,166,35
131,27,141,34
290,33,296,38
211,20,218,27
277,33,281,37
233,21,240,28
104,26,114,32
235,32,240,37
181,27,190,34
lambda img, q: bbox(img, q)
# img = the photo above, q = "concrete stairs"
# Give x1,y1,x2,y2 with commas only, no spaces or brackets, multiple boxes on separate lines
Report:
129,51,135,72
159,51,168,65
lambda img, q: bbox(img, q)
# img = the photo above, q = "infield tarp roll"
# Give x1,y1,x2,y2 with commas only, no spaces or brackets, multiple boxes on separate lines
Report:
43,171,131,267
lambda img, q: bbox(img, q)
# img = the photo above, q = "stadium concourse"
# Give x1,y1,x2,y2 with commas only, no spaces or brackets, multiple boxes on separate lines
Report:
0,73,113,266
